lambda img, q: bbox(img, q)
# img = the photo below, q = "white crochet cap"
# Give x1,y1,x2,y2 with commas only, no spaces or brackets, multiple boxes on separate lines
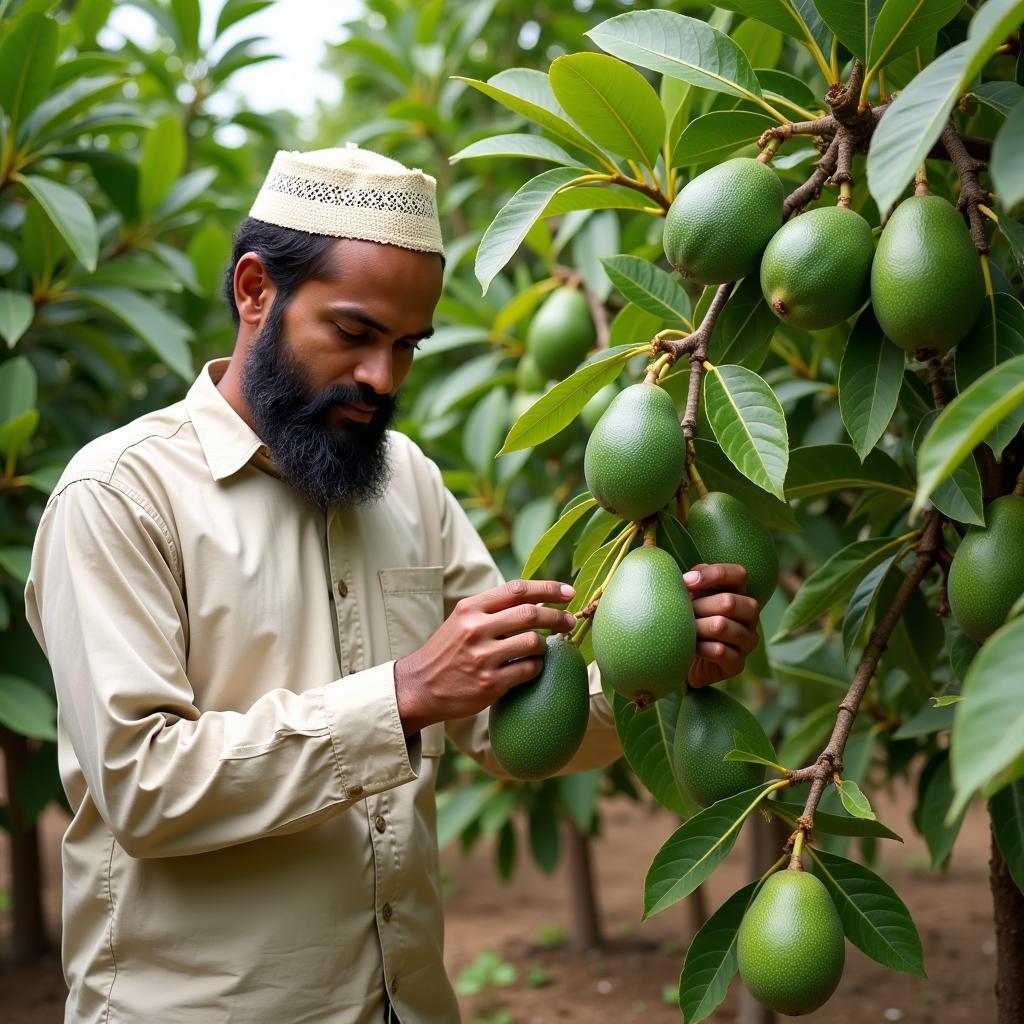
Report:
248,142,444,254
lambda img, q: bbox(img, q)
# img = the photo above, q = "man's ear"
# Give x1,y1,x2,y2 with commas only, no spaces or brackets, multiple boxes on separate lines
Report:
234,252,276,327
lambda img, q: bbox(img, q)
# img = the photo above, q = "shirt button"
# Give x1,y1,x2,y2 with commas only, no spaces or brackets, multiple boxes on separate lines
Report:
349,785,364,798
374,816,386,833
390,976,399,994
382,903,393,922
334,578,348,599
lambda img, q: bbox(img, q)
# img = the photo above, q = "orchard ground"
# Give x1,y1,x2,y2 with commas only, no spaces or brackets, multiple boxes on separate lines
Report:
1,782,997,1023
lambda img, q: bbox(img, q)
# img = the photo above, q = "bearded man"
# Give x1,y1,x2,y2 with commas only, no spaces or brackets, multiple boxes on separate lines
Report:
25,145,762,1023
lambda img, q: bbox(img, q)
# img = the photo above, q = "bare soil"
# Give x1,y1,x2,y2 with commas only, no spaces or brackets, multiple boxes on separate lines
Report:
1,784,998,1023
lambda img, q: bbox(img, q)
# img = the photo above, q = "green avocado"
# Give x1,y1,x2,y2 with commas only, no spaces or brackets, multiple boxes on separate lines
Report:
581,383,619,433
760,206,874,330
489,635,590,780
738,869,846,1016
663,157,784,286
672,686,772,807
592,545,695,707
584,383,686,522
685,491,779,606
870,194,984,354
516,352,549,393
947,494,1024,642
525,286,596,380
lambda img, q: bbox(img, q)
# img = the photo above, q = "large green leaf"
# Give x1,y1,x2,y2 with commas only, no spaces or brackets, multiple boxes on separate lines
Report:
866,0,964,71
678,881,759,1023
476,167,588,293
811,847,926,975
705,274,778,369
990,779,1024,892
953,292,1024,459
67,286,194,381
572,507,620,572
601,255,692,324
587,11,775,116
462,388,510,480
498,344,642,453
672,110,776,166
512,496,559,568
951,616,1024,817
992,93,1024,214
19,174,98,272
913,355,1024,513
0,12,58,131
450,133,578,166
703,363,789,500
522,497,598,579
0,355,37,421
644,784,773,917
815,0,886,62
437,781,496,848
785,445,912,499
549,52,664,167
912,411,985,526
657,513,705,571
0,675,57,742
918,750,967,868
711,0,834,60
838,310,905,460
770,799,902,839
216,0,274,37
139,114,186,217
170,0,201,56
774,534,909,639
0,409,39,464
842,554,897,658
0,290,34,349
971,79,1024,117
868,0,1024,217
541,184,657,216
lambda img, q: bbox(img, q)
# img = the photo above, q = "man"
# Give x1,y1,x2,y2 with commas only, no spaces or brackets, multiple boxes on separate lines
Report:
25,145,761,1023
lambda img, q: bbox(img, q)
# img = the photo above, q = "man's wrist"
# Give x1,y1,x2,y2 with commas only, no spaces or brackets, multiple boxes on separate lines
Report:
394,656,430,737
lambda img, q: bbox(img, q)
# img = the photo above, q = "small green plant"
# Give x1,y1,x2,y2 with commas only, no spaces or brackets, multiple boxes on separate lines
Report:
525,964,554,988
536,922,568,949
456,951,517,1023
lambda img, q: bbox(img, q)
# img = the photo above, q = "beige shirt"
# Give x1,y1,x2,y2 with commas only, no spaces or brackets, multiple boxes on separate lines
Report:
24,358,621,1024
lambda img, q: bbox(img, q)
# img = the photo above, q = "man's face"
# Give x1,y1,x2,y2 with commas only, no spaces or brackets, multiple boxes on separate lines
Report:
240,237,443,509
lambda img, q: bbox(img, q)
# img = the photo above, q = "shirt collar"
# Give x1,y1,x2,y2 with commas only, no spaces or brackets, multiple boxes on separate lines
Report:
185,358,268,482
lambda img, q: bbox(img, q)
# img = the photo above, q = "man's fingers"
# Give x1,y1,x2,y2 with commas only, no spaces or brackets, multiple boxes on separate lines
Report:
497,631,549,663
691,592,760,626
490,603,577,639
495,656,545,693
695,641,744,676
695,615,756,651
683,562,748,594
474,578,575,613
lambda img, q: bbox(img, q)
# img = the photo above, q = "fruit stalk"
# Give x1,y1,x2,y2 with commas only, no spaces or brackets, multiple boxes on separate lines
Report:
927,357,948,410
940,119,991,256
679,283,734,444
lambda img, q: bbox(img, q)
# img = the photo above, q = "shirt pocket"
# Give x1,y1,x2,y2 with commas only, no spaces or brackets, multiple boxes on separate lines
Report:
378,565,445,663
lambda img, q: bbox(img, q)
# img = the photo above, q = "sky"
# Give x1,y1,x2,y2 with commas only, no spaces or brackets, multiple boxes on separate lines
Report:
104,0,361,124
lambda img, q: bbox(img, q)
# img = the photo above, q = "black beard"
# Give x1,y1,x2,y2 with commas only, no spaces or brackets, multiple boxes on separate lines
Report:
239,300,397,509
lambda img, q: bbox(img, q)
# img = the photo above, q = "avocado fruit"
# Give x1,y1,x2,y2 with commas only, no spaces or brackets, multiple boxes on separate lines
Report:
870,195,984,354
664,157,784,286
525,286,596,380
516,352,549,392
760,206,874,330
672,685,772,807
584,383,686,521
593,544,696,707
581,383,619,432
685,491,779,606
489,634,590,780
947,494,1024,642
738,869,846,1015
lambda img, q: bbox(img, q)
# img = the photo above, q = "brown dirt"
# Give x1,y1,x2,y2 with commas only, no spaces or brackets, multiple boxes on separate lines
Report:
1,784,999,1023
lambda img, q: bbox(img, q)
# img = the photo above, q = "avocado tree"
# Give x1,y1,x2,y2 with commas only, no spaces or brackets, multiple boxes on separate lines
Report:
458,0,1024,1020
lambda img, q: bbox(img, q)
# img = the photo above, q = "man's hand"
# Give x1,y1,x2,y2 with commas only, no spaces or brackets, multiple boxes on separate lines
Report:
394,579,577,736
683,563,761,688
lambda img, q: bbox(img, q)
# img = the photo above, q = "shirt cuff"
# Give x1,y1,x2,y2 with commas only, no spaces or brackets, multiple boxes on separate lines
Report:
321,661,420,800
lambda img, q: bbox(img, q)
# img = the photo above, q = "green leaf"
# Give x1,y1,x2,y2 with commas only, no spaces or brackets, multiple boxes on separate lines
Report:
529,799,560,873
437,781,495,848
498,344,642,453
0,675,57,742
19,174,98,272
990,779,1024,892
705,274,779,369
0,355,37,421
171,0,201,56
139,114,186,217
644,784,774,917
476,167,588,293
0,12,58,131
657,513,705,571
950,616,1024,817
522,497,598,579
463,388,510,479
678,881,759,1024
932,694,964,708
542,184,658,216
216,0,274,37
573,507,620,572
837,778,876,819
569,534,625,614
613,690,699,819
450,133,578,166
671,110,775,166
724,735,786,774
785,443,912,499
842,554,897,659
810,847,926,976
0,409,39,463
971,79,1024,117
512,495,559,568
0,291,34,348
549,52,664,167
838,309,905,460
997,209,1024,275
992,75,1024,214
67,286,194,381
913,355,1024,514
912,411,985,526
732,18,784,68
774,535,910,639
0,545,30,583
866,0,964,71
690,0,833,66
815,0,885,62
703,363,789,500
918,750,966,867
770,799,903,840
868,0,1024,217
587,11,773,114
601,255,692,324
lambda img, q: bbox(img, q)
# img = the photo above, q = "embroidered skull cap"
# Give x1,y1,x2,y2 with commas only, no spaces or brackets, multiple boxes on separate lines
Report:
248,142,444,255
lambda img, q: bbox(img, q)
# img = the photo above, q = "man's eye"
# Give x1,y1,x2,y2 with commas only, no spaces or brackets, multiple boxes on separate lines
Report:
397,339,421,352
333,324,368,342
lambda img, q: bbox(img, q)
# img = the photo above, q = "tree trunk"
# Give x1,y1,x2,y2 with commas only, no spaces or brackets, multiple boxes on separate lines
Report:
1,725,51,965
990,823,1024,1024
684,880,707,939
564,818,604,951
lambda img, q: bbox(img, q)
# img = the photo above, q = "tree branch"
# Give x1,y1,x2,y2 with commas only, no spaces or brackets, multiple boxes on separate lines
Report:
941,119,990,255
784,133,841,217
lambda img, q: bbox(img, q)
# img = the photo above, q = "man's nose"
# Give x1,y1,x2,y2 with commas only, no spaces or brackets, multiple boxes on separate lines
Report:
352,349,394,396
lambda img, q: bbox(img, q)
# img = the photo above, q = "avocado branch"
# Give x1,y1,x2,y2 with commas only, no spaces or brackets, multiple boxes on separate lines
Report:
940,119,991,256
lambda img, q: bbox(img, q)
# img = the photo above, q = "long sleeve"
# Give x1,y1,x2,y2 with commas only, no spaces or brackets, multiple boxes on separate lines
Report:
24,479,420,859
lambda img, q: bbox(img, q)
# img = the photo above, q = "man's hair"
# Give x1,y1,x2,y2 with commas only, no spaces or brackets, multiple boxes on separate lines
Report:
223,218,339,326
